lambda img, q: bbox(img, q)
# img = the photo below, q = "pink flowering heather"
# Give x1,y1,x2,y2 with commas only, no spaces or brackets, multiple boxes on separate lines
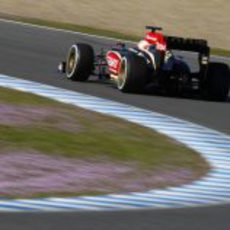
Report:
0,104,83,132
0,152,193,197
0,104,50,125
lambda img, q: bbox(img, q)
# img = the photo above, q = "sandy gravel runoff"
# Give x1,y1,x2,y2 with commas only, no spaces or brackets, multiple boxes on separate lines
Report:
0,1,229,48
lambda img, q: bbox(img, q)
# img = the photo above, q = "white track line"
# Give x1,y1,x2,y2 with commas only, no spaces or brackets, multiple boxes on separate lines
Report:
0,17,229,61
0,18,130,43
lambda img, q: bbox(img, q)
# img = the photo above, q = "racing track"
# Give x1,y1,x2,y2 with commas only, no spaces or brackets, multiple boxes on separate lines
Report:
0,20,229,230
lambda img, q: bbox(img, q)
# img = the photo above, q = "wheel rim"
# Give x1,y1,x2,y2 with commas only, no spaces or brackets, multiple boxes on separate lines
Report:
66,45,79,78
117,58,127,90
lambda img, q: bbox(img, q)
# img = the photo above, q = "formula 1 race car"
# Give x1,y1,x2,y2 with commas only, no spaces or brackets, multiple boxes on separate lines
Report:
59,26,230,101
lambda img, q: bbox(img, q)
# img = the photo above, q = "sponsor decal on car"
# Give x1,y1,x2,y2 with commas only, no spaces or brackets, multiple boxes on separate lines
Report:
106,51,122,75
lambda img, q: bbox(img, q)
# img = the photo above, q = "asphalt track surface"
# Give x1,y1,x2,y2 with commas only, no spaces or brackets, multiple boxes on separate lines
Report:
0,20,229,230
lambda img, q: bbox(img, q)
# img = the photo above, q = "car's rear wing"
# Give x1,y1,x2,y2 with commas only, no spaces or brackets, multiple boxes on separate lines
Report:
165,36,210,79
165,36,210,55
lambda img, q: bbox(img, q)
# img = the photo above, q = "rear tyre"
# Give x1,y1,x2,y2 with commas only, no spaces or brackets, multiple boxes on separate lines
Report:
203,62,230,101
117,53,148,93
66,43,94,81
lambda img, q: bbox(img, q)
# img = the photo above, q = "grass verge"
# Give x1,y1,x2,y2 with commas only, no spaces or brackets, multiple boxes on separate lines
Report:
1,13,229,57
0,87,209,198
0,86,208,169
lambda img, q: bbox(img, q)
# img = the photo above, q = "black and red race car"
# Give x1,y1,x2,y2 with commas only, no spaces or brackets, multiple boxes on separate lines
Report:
59,26,230,101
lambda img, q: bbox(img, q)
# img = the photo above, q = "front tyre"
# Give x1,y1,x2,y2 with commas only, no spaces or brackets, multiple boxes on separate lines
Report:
203,62,230,101
117,53,148,93
66,43,94,81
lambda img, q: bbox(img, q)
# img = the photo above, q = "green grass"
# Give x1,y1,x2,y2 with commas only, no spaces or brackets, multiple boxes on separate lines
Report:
0,87,209,197
0,87,61,105
1,13,229,57
0,86,208,171
210,48,230,57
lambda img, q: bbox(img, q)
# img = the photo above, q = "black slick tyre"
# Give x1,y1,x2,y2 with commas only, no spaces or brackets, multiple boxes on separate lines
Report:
117,53,148,93
66,43,94,81
203,62,230,101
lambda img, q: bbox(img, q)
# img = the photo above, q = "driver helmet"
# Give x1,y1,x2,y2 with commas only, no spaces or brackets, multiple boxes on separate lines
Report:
144,32,167,51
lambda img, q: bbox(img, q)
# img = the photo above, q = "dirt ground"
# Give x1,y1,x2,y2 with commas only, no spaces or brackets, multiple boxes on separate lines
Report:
0,0,229,49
